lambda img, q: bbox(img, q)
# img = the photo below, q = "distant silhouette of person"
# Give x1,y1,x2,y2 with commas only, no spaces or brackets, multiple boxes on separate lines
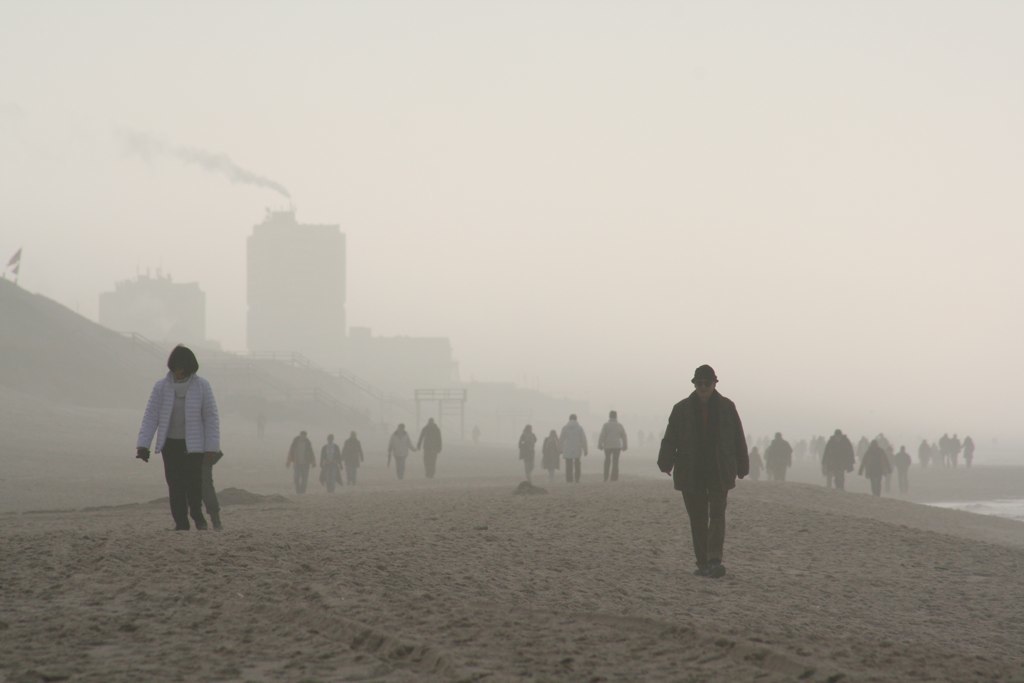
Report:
748,447,764,481
341,431,364,485
657,364,748,579
541,429,561,482
918,439,932,468
822,429,855,490
893,445,912,494
518,425,537,482
136,344,220,531
388,423,416,480
764,433,793,482
962,435,975,468
319,434,343,494
875,433,895,492
256,412,266,439
287,430,316,494
202,450,224,530
559,414,588,483
949,433,962,468
598,410,628,482
417,418,443,479
859,440,892,497
472,425,481,445
938,433,951,467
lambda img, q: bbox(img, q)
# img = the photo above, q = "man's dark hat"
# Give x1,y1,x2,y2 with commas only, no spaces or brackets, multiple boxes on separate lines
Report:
692,364,717,383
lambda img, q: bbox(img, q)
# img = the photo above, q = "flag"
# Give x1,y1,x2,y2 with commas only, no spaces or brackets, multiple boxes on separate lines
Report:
6,248,20,266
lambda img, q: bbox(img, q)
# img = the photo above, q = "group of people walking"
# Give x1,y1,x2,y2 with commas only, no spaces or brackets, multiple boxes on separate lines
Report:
286,430,364,494
517,410,629,484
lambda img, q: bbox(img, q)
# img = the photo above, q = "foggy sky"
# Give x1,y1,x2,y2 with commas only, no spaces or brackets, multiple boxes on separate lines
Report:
2,1,1023,441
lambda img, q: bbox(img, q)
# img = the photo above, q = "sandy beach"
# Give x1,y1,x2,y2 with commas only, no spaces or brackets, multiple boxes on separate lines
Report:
3,452,1024,682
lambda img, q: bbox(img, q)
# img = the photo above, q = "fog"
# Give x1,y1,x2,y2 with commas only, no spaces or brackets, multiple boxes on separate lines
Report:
2,1,1023,444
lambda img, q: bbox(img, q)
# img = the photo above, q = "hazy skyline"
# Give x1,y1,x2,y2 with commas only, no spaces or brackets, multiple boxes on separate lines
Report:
2,1,1023,441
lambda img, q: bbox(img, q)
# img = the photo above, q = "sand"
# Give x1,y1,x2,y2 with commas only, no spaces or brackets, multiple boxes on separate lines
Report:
3,470,1024,682
3,386,1024,682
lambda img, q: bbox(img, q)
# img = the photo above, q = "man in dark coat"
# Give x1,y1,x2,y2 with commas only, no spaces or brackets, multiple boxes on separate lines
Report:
859,440,892,497
658,364,749,579
417,418,443,479
821,428,855,490
286,430,316,494
764,432,793,482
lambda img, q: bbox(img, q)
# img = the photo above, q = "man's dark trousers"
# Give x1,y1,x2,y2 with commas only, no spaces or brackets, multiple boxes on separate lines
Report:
681,483,727,568
162,439,207,530
603,449,621,482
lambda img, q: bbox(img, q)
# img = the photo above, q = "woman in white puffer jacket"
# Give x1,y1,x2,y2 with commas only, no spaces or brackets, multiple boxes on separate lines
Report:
136,345,220,531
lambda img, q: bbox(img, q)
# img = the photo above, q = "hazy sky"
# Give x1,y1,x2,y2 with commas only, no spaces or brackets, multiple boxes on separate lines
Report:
2,1,1023,441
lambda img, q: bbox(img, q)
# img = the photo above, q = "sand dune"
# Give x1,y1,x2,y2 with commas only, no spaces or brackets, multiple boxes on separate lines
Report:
3,477,1023,682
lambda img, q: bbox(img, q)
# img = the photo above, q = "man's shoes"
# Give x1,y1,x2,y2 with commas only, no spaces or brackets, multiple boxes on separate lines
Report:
210,512,223,531
707,560,726,579
194,520,209,531
693,564,709,577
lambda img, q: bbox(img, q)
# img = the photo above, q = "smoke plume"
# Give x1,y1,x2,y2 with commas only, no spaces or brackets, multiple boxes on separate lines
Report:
118,128,290,198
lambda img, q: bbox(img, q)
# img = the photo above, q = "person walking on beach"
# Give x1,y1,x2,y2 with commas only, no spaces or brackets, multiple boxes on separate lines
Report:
598,410,628,482
286,430,316,494
822,429,855,491
388,424,416,480
963,435,975,468
949,434,962,468
341,431,364,485
918,439,932,468
201,450,224,530
417,418,443,479
560,414,588,483
859,440,892,497
319,434,343,494
748,446,764,481
657,364,749,579
764,433,793,482
518,425,537,482
541,429,561,482
893,445,912,494
136,345,220,531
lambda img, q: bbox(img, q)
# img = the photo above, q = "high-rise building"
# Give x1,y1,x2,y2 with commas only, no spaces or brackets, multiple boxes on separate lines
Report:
99,271,205,344
247,209,346,365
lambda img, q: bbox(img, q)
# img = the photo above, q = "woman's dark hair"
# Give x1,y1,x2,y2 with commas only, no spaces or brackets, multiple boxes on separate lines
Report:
167,345,199,375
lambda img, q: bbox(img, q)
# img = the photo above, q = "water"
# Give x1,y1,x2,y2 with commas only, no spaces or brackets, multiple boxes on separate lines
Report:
928,499,1024,522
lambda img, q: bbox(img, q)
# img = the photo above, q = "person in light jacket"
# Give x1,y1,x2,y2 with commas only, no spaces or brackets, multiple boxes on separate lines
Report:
136,345,220,531
598,410,628,482
560,414,588,483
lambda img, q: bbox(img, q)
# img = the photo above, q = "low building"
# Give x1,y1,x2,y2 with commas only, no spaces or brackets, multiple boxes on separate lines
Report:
99,271,205,344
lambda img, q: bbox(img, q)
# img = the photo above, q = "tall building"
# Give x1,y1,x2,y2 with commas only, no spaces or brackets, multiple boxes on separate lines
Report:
247,209,346,365
99,271,205,343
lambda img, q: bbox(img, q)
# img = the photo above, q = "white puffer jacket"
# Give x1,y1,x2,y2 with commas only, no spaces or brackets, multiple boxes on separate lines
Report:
137,373,220,454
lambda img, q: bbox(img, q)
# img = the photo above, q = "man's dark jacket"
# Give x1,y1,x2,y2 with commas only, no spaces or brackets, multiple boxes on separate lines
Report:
657,391,749,493
822,433,855,474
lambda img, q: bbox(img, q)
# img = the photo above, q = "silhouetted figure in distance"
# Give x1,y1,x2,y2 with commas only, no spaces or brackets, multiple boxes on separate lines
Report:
388,424,416,480
764,432,793,482
287,430,316,494
319,433,343,494
341,431,364,485
962,435,975,468
518,425,537,482
822,428,855,490
859,440,892,497
748,447,763,481
598,410,628,482
893,445,912,494
417,418,443,479
560,414,588,483
541,429,561,482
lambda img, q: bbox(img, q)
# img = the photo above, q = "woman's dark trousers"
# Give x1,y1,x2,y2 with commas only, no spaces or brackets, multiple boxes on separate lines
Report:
162,439,208,530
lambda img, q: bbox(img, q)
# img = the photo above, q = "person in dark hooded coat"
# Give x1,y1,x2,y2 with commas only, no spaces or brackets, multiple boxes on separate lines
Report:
859,440,892,497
